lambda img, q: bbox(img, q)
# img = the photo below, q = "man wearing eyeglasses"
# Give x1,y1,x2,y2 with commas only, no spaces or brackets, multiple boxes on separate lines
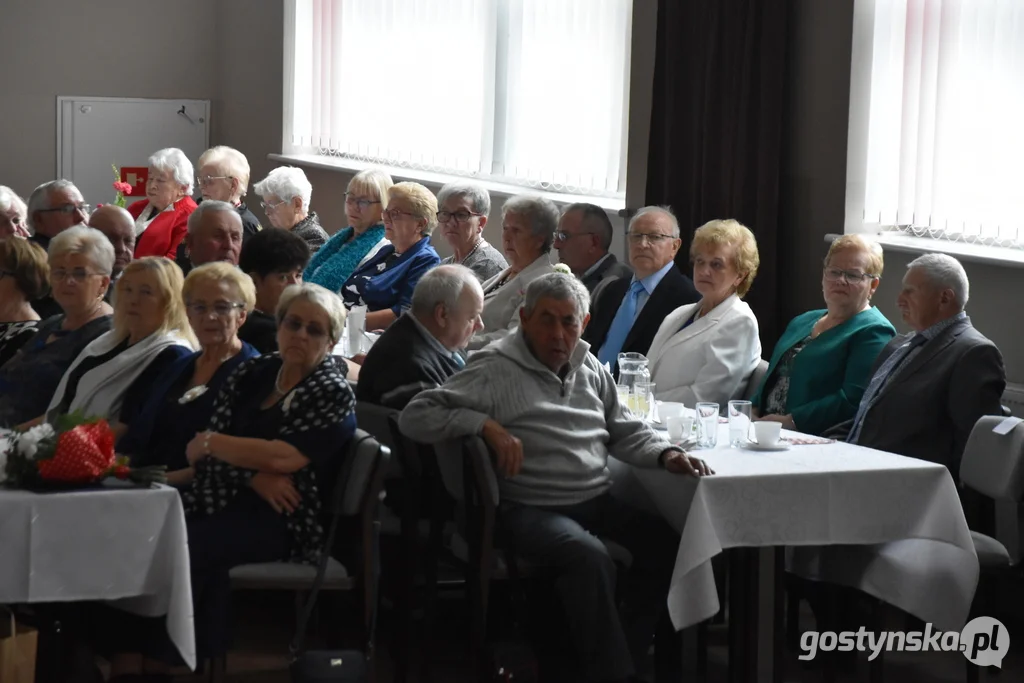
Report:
583,206,699,376
26,179,89,250
554,203,632,294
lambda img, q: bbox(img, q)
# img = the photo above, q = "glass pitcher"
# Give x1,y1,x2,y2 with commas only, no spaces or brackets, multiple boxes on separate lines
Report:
617,352,650,391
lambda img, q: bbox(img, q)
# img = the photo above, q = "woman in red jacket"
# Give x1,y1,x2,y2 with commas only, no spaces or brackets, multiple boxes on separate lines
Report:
127,148,197,259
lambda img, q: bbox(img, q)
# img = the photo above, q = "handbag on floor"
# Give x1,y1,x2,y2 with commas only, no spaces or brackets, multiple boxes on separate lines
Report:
1,607,38,683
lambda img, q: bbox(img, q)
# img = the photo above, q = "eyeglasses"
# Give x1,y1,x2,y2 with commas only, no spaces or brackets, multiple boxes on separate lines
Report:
823,267,878,283
382,208,418,222
344,194,381,211
51,267,98,282
554,231,596,242
39,203,91,216
187,301,245,317
260,199,286,212
627,232,675,245
437,210,483,224
197,175,234,186
282,316,328,339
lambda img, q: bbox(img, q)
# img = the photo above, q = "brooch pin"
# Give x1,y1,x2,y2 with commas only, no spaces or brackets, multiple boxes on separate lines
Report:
178,385,209,404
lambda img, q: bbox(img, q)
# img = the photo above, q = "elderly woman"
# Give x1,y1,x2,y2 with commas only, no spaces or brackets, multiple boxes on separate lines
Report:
253,166,328,252
0,186,30,238
647,219,761,405
437,181,507,281
0,238,49,367
127,148,197,259
341,181,441,330
0,226,113,426
466,194,558,351
238,227,310,353
119,262,259,486
752,234,896,435
44,257,196,426
195,145,262,239
305,168,393,291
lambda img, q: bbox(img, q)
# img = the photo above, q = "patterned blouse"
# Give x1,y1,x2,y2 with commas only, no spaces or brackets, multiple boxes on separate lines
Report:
0,320,40,369
763,336,811,416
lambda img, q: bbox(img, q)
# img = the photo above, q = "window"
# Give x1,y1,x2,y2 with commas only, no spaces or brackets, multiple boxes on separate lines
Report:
849,0,1024,247
284,0,633,198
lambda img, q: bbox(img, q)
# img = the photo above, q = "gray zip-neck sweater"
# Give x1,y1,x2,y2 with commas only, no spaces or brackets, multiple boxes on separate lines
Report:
399,329,671,506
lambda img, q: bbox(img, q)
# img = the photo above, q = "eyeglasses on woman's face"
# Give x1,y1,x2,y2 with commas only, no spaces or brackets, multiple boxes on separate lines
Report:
437,209,483,225
823,267,877,284
382,208,419,223
197,175,234,187
51,267,98,283
281,315,328,339
260,199,286,212
344,193,380,211
187,301,245,318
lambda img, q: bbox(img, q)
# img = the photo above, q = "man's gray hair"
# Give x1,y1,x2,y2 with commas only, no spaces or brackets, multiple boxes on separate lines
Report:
502,194,560,253
908,253,970,310
48,224,115,276
27,179,79,231
629,205,681,238
523,272,591,323
149,147,195,195
276,282,347,344
436,181,491,216
254,166,312,209
410,264,483,318
188,200,242,234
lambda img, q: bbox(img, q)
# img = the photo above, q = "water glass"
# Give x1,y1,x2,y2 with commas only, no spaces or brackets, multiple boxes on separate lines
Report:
634,381,656,421
728,400,753,447
696,402,720,448
616,384,631,408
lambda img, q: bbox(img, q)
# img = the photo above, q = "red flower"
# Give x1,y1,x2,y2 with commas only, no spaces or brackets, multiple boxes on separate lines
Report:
113,181,133,195
36,421,116,483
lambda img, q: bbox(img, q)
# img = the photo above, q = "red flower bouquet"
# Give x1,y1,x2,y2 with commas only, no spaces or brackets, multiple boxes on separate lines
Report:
111,163,133,208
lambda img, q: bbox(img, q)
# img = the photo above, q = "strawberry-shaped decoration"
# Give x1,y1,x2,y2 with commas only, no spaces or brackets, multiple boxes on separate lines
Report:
37,420,116,483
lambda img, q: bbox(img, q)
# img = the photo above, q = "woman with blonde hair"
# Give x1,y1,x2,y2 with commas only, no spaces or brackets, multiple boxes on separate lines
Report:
305,168,394,292
45,256,196,425
647,218,762,406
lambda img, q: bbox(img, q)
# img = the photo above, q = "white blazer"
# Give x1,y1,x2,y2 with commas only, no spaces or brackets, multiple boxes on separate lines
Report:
646,293,761,406
466,255,555,351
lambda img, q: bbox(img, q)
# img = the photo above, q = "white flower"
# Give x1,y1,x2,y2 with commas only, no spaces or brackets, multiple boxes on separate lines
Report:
17,423,56,460
552,263,572,275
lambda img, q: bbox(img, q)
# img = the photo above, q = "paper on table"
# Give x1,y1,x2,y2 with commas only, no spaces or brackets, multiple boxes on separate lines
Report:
991,416,1023,435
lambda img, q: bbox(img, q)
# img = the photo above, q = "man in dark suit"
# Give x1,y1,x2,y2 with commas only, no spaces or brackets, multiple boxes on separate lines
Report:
829,253,1005,475
357,264,483,409
555,203,633,293
584,206,699,375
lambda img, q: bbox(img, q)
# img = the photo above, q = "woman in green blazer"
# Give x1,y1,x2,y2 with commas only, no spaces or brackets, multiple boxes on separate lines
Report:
752,235,896,435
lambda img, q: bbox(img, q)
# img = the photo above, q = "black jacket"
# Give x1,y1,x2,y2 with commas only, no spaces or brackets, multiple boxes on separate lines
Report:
580,253,633,294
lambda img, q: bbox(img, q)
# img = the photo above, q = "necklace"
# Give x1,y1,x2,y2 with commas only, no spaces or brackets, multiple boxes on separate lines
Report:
456,239,483,264
274,365,289,395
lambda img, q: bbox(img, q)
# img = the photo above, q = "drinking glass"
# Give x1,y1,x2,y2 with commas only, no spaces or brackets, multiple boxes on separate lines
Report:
696,402,720,448
616,384,631,409
728,400,753,447
634,381,656,421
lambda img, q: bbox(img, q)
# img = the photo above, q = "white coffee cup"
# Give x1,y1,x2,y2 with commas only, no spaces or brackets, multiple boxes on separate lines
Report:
659,402,685,421
754,421,782,447
667,416,685,442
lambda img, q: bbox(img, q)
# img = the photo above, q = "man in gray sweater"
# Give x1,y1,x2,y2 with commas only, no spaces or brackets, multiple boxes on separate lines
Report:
400,273,711,683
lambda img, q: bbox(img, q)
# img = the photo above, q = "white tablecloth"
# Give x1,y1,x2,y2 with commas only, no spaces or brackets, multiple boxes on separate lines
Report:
610,414,979,633
0,484,195,668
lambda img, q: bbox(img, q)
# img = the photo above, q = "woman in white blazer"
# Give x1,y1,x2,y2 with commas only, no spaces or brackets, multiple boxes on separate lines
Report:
467,194,558,351
647,219,761,406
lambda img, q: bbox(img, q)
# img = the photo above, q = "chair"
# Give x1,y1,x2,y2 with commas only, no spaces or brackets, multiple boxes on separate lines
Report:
745,358,769,401
229,429,391,681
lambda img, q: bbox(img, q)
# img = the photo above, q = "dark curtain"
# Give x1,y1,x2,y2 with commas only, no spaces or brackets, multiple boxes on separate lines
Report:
645,0,790,346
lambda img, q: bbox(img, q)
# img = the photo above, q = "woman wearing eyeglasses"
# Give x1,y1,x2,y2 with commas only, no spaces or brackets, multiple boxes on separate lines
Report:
340,181,441,330
119,262,258,486
751,234,896,435
127,147,198,259
253,166,329,253
437,181,507,282
305,168,394,292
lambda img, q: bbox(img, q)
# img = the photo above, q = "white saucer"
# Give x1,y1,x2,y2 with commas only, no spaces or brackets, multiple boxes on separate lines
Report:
741,441,790,452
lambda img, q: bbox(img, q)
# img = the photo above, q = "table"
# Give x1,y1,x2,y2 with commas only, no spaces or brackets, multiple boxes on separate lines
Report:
610,406,978,681
0,484,195,669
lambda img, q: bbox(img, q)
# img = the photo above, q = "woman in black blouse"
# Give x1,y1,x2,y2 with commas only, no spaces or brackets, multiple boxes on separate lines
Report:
237,227,310,353
0,237,49,367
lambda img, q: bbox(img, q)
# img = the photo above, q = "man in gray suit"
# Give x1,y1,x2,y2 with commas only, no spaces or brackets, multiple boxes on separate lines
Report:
829,253,1005,474
554,203,632,293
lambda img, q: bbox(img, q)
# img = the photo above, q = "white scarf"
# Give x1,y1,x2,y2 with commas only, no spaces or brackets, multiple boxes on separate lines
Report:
47,329,195,422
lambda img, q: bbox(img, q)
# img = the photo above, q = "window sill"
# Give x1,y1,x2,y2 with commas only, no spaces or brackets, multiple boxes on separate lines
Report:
829,232,1024,270
269,153,628,214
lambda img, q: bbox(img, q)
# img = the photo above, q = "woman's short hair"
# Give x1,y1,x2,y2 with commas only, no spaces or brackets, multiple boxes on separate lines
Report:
149,148,195,195
253,166,312,209
502,194,560,253
436,181,491,216
824,234,885,278
0,186,27,220
276,283,347,344
523,272,591,324
48,224,115,276
182,262,257,313
113,257,196,346
199,146,251,198
388,182,439,236
347,168,394,207
0,237,49,300
239,228,311,279
691,219,760,298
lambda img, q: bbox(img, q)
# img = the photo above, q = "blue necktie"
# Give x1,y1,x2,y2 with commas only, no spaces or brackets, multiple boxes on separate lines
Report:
452,352,466,368
848,333,927,443
598,280,645,367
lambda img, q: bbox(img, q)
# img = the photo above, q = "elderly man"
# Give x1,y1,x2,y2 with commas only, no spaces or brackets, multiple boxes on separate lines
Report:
88,205,135,282
829,253,1005,474
181,200,244,274
584,206,699,375
554,203,632,293
27,179,89,250
358,264,483,409
400,273,710,683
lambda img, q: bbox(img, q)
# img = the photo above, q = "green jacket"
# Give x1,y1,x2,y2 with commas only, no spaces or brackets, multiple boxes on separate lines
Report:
752,307,896,435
